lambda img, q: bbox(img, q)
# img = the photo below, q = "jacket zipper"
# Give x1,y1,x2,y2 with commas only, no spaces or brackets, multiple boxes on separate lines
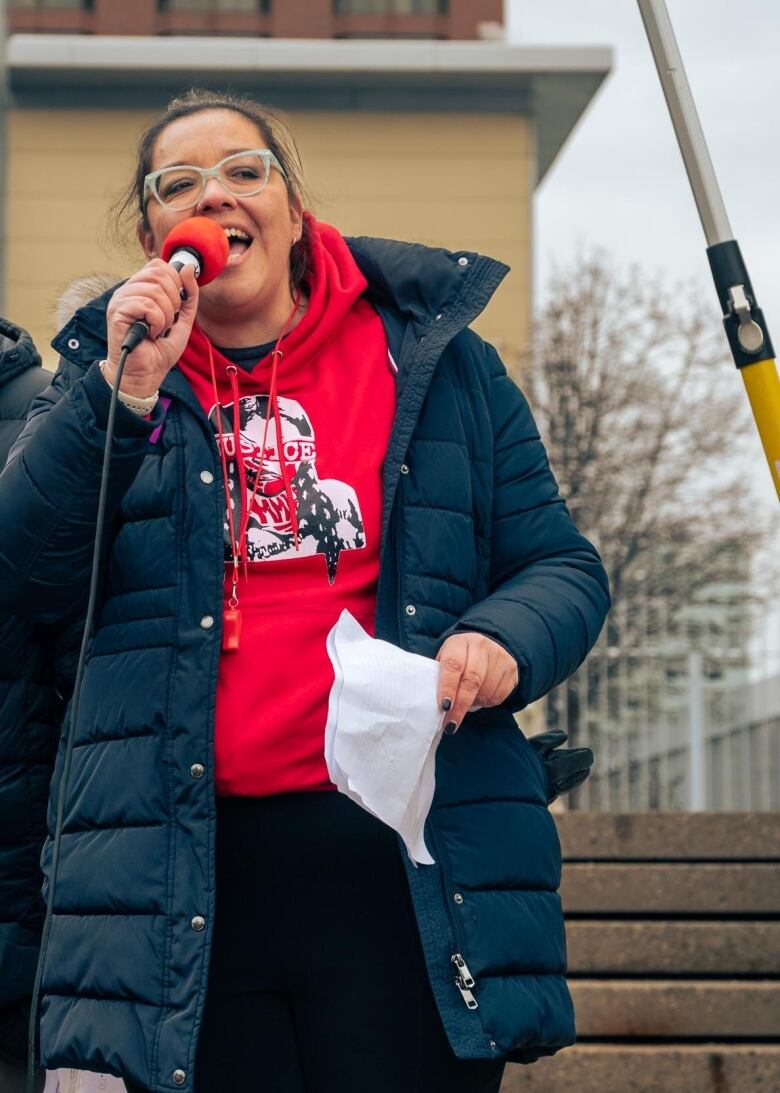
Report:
451,953,478,1009
376,344,495,1011
392,480,481,1014
392,493,405,647
425,820,481,1012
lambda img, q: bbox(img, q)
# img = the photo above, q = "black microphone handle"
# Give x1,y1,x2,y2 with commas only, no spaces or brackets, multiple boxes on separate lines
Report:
120,320,150,354
119,256,194,354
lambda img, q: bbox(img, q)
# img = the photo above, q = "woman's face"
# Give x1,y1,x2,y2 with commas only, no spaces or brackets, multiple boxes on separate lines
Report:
139,109,303,317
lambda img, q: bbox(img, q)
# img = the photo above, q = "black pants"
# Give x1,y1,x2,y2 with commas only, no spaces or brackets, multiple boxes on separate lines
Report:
126,791,504,1093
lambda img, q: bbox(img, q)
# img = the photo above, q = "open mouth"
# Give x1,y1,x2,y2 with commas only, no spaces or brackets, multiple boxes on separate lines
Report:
224,226,252,263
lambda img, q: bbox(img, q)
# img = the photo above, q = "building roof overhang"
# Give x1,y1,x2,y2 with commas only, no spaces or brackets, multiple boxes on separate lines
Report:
7,36,612,185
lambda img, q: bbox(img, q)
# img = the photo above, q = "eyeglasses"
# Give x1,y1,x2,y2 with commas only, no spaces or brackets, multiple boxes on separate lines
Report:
143,149,287,211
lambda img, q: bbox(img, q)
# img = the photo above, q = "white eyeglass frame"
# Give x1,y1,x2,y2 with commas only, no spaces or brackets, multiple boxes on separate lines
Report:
143,149,287,210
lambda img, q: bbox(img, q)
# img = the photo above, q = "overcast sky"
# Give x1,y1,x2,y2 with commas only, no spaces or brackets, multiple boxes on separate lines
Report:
509,0,780,517
509,0,779,667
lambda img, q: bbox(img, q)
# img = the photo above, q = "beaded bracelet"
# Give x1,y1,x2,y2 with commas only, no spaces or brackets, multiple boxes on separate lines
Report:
99,360,159,415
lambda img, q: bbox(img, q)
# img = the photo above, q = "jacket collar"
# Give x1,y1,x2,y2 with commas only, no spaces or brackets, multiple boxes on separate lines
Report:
50,236,510,374
346,235,508,335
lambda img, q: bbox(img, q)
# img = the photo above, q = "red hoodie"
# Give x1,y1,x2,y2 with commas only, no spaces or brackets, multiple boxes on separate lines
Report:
177,216,396,796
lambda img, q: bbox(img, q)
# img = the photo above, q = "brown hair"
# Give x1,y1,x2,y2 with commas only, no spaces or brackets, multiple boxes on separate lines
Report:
113,88,312,293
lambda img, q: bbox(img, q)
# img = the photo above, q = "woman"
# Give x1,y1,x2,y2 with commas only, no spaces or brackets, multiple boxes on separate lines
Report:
0,91,610,1093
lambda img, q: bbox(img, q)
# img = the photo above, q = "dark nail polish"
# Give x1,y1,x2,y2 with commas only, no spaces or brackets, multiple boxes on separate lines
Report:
173,311,180,323
441,698,452,712
444,721,458,735
180,288,188,301
162,328,171,339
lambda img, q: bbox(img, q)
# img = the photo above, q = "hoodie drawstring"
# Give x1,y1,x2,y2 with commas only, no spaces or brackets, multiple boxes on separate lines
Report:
206,290,303,651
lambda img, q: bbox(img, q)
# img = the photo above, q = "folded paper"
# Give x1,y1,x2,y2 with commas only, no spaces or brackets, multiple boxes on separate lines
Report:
325,610,444,865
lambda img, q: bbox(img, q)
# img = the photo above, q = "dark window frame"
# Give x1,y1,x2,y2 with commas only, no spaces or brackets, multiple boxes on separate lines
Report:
333,1,448,14
10,0,95,11
156,0,271,13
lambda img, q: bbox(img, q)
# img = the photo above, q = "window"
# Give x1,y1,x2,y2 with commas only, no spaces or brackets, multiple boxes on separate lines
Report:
158,0,269,12
334,1,448,13
11,1,93,9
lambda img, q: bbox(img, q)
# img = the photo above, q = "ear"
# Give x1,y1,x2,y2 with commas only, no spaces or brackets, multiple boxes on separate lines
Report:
288,193,304,237
137,219,158,260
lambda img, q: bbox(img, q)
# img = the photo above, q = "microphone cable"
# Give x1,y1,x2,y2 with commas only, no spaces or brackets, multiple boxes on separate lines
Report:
26,340,137,1093
24,220,228,1090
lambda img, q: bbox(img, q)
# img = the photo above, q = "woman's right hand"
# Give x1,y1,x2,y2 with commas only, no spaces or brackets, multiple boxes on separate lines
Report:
104,259,200,398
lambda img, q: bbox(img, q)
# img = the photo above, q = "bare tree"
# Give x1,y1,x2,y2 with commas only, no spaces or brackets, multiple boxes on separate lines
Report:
510,252,778,752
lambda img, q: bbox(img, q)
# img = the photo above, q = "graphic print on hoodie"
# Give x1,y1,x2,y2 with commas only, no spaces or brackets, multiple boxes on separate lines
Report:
175,215,396,796
210,391,365,584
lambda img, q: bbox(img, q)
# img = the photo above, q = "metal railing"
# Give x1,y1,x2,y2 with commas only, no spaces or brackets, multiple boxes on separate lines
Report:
546,595,780,811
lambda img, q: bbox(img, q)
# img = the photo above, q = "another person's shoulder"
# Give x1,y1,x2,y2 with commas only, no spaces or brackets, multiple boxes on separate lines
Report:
0,315,42,375
0,315,48,415
0,315,50,465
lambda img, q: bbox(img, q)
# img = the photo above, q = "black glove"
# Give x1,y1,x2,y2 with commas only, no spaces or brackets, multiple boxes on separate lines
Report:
528,729,594,804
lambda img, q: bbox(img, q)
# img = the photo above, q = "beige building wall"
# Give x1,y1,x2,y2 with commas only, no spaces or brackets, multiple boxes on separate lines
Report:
6,108,533,371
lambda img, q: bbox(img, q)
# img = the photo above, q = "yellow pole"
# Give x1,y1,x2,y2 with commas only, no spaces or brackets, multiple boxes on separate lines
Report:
741,358,780,497
638,0,780,502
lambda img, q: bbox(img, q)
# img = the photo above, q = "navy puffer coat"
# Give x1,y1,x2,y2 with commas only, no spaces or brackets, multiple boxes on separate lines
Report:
0,318,76,1075
0,236,610,1091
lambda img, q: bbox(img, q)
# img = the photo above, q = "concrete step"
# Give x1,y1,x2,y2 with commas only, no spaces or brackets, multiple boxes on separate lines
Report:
500,1044,780,1093
570,980,780,1037
566,921,780,974
555,812,780,861
561,862,780,913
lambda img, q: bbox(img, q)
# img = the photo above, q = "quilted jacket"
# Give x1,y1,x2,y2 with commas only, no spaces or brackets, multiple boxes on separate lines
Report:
0,319,64,1053
0,318,76,1078
0,235,610,1091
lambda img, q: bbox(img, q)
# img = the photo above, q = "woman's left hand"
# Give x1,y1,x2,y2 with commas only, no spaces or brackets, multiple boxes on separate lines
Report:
435,632,519,733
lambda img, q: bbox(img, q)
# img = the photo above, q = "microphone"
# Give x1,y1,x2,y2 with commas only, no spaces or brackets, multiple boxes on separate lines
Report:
121,216,230,353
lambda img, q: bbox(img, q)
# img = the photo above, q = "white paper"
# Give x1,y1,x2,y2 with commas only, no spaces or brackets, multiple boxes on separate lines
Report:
325,610,444,865
44,1071,127,1092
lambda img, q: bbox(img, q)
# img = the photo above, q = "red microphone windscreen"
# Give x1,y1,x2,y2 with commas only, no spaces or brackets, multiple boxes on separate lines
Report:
161,217,230,286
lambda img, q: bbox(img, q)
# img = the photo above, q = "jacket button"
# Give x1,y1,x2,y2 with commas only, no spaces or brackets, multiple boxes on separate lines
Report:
405,604,416,616
172,1070,186,1086
489,1040,497,1050
200,470,214,484
200,615,214,629
191,915,206,932
190,763,205,779
435,313,442,320
458,256,469,267
453,892,464,904
400,464,409,475
67,337,80,349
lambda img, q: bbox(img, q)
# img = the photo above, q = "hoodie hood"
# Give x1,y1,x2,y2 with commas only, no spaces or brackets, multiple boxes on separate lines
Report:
179,213,368,399
51,230,509,376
